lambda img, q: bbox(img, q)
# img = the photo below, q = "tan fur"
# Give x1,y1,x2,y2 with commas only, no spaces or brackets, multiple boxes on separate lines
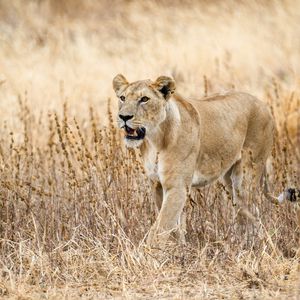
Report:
113,74,275,248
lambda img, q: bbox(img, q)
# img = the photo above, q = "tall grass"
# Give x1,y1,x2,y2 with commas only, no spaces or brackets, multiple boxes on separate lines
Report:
0,0,299,298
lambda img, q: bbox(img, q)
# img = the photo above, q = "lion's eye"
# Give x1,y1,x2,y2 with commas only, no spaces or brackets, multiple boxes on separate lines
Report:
120,96,125,102
140,96,149,103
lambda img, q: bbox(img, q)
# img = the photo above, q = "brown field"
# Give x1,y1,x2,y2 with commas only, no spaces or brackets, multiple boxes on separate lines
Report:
0,0,299,299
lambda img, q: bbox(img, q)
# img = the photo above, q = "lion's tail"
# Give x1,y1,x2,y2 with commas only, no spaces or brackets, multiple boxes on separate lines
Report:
276,188,300,203
262,167,299,204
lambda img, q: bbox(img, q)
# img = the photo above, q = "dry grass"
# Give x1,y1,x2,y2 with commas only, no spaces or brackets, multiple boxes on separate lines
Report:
0,0,299,299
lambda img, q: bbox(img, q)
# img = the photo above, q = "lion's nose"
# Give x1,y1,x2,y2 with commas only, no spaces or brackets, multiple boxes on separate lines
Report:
119,114,133,122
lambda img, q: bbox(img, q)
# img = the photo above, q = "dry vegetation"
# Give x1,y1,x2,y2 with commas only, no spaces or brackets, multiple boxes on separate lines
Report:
0,0,299,299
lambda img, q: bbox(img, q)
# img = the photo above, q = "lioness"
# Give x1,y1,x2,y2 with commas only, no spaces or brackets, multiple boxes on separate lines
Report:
113,74,275,248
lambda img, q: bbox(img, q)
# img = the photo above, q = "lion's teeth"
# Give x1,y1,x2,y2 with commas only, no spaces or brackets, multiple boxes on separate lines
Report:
127,130,137,136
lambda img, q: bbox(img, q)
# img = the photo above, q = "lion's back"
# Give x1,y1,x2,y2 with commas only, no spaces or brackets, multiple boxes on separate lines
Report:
184,91,274,171
199,92,273,160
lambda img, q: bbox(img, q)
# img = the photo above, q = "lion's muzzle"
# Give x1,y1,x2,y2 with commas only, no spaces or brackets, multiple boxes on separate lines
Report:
123,125,146,140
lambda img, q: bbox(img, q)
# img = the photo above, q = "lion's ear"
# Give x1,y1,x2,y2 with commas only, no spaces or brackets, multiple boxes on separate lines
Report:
153,76,176,100
113,74,128,95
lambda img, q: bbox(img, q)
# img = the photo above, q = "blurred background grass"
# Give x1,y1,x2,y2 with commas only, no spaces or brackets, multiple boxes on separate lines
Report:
0,0,299,123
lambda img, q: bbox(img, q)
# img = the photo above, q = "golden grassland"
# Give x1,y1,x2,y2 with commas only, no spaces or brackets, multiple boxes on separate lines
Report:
0,0,299,299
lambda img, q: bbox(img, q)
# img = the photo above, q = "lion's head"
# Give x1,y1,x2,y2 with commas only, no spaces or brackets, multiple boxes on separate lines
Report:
112,74,176,148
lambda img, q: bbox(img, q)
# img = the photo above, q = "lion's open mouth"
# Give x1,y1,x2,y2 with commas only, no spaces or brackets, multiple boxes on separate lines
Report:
124,125,146,140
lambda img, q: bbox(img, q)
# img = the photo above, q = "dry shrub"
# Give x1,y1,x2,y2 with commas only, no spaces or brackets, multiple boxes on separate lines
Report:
0,84,299,299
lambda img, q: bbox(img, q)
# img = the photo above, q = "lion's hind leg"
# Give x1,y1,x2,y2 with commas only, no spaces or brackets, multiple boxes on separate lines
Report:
223,161,242,203
224,158,258,221
229,159,245,206
152,181,163,212
222,159,244,206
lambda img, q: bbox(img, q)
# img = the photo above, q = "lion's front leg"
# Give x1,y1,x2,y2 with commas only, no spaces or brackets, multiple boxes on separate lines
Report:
147,185,187,249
